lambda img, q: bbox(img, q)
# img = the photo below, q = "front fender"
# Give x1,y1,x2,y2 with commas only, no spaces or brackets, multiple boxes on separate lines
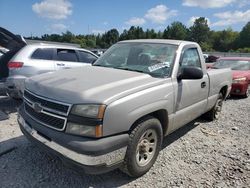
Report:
102,82,174,136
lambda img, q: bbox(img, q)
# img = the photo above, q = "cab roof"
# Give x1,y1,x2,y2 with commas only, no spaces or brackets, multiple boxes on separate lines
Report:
118,39,197,46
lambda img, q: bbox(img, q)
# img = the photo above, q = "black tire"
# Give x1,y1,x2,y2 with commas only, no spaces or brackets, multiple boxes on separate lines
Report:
203,93,223,121
120,116,163,177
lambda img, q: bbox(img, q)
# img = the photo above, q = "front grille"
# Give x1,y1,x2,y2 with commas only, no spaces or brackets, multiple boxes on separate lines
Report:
25,103,65,130
23,89,70,131
24,90,69,114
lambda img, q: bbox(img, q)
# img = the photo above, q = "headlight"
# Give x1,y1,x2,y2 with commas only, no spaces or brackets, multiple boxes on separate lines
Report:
70,104,106,118
232,77,247,83
66,122,103,137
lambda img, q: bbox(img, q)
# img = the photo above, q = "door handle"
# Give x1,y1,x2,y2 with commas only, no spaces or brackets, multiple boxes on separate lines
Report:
201,82,206,88
57,63,65,66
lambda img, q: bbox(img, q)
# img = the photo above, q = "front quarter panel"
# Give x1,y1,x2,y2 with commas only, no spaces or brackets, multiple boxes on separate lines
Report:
102,78,174,136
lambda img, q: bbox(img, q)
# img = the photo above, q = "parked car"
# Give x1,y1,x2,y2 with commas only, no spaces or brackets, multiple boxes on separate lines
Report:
6,43,98,98
205,55,220,69
0,27,26,96
0,27,98,99
91,49,105,56
18,39,232,177
211,57,250,97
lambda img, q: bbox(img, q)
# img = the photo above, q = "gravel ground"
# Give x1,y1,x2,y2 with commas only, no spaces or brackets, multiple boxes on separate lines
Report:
0,95,249,188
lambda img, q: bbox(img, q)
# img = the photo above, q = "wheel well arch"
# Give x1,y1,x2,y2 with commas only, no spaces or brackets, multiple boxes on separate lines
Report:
220,85,228,99
129,109,168,136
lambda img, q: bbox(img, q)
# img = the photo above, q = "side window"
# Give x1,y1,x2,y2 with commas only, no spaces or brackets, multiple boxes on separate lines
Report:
78,51,97,63
180,48,201,68
56,49,78,62
31,48,54,60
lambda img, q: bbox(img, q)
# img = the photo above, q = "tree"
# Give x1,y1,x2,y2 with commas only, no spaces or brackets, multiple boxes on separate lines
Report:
24,21,248,52
85,35,96,48
125,26,146,39
102,28,119,48
212,28,239,51
163,21,188,40
238,22,250,48
189,17,210,44
61,31,74,43
145,29,157,39
119,29,129,41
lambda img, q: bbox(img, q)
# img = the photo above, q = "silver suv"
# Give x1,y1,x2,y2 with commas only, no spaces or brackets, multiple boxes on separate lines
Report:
0,27,98,98
6,43,98,98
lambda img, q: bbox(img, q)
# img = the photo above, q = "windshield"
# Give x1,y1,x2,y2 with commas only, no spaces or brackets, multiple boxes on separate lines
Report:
212,60,250,70
93,43,177,77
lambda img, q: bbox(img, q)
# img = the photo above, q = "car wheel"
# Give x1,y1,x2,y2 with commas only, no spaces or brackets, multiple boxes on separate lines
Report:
203,93,223,121
120,116,163,177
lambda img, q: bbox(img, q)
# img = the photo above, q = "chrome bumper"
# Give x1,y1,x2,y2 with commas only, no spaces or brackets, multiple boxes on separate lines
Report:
18,114,127,167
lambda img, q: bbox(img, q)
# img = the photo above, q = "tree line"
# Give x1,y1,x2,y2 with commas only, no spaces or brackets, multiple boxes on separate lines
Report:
27,17,250,52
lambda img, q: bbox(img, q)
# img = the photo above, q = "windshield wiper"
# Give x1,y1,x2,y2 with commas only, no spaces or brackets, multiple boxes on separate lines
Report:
93,64,114,68
115,66,164,77
114,66,145,73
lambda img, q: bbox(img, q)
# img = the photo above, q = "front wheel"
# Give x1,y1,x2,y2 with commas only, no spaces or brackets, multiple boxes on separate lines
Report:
120,116,163,177
203,93,223,121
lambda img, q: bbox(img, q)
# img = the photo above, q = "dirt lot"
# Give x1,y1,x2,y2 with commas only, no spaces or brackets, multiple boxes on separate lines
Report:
0,95,249,188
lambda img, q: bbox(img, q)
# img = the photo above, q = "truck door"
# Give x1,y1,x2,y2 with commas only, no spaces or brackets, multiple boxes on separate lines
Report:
172,47,209,130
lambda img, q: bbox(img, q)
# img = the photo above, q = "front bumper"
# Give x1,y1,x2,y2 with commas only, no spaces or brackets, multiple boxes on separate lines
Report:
5,76,26,98
230,82,249,96
18,105,128,174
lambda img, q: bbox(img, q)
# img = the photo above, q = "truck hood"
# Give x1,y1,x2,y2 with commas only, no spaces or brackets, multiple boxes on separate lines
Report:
26,66,165,104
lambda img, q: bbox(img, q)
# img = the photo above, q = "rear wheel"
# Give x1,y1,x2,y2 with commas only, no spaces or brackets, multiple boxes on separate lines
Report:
203,93,223,121
120,116,163,177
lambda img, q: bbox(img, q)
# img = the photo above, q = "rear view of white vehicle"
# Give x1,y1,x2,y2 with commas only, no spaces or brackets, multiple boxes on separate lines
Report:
0,27,98,99
6,44,98,98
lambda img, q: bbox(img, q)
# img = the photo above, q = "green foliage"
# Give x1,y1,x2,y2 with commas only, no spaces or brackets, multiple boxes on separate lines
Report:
211,28,239,52
163,21,188,40
26,19,250,52
235,48,250,53
102,29,119,48
189,17,210,43
238,22,250,48
119,26,146,40
200,42,213,52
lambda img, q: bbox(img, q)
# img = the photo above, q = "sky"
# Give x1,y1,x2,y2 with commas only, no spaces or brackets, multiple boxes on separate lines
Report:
0,0,250,37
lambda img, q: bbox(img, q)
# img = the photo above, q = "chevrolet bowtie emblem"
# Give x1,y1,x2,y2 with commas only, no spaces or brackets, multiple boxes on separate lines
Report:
33,102,43,113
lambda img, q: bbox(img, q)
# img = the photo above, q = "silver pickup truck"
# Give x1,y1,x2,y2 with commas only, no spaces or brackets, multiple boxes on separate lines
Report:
18,39,232,177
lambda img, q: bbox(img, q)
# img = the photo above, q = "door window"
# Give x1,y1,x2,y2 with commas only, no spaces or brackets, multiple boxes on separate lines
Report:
180,48,201,68
56,49,78,62
78,51,97,63
31,48,54,60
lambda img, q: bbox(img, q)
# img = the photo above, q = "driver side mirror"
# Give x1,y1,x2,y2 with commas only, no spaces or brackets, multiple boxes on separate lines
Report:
177,67,203,80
